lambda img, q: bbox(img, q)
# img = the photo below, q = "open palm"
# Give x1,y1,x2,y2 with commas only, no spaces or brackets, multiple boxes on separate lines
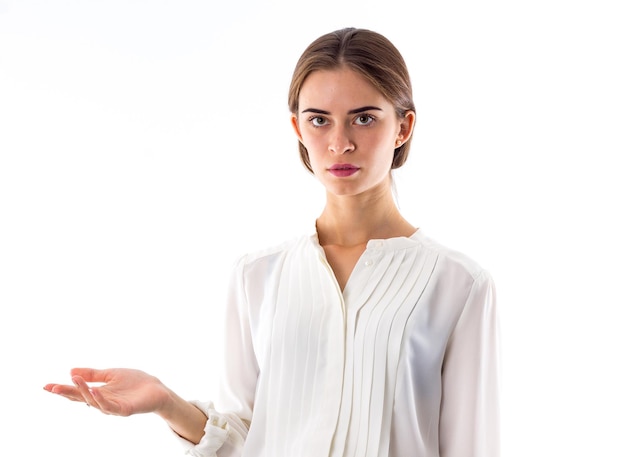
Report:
44,367,170,416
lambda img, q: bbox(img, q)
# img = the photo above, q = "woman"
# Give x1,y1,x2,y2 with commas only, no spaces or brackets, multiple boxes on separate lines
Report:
44,27,500,457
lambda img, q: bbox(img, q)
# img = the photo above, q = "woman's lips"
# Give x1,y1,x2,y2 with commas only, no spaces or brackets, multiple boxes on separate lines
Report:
328,164,360,177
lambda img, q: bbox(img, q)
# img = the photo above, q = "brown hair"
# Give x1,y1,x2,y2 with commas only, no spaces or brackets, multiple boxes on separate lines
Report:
288,27,416,173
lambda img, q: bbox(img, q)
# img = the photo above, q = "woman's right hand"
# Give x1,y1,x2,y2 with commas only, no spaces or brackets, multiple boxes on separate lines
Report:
44,367,172,417
45,367,209,444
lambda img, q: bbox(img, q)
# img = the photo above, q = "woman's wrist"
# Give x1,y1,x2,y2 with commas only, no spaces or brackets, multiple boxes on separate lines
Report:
157,388,208,444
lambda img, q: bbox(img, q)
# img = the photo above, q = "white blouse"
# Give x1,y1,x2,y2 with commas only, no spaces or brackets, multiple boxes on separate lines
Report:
179,230,500,457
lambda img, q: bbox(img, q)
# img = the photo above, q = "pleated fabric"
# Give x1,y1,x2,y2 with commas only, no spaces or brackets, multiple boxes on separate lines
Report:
182,230,500,457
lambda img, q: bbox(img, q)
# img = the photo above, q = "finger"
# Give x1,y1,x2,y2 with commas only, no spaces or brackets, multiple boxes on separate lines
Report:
71,375,97,407
43,383,60,392
43,383,85,403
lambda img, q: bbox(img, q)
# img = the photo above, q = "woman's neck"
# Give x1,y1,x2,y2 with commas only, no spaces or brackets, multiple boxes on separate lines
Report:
316,186,416,247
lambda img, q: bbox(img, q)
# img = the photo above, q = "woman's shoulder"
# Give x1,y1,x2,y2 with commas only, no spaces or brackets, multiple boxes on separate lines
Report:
234,233,315,269
412,230,490,282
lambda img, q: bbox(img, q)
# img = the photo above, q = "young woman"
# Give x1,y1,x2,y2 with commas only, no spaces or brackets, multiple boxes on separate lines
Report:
44,27,500,457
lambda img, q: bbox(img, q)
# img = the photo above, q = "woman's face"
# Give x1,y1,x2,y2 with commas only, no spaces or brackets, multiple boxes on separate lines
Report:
291,67,414,199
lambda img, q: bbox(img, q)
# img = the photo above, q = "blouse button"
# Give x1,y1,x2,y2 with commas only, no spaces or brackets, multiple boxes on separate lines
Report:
364,259,374,267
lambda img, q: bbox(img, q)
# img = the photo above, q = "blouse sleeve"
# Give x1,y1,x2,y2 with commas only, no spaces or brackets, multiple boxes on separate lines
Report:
439,270,501,457
176,256,259,457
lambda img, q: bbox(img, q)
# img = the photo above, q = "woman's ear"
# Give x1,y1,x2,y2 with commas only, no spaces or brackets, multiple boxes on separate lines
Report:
291,113,304,142
397,111,416,145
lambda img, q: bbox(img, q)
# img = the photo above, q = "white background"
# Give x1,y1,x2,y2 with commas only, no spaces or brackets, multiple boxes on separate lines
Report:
1,0,625,455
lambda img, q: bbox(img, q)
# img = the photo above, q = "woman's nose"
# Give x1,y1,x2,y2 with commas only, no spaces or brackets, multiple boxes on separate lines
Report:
328,126,355,155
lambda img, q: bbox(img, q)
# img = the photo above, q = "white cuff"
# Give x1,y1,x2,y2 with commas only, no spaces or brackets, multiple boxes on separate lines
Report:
172,401,230,457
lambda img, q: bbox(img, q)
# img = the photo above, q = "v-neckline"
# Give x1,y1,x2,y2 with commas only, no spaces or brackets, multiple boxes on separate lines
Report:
315,229,421,293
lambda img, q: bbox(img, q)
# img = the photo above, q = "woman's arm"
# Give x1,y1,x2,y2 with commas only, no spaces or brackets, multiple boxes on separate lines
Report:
439,271,501,457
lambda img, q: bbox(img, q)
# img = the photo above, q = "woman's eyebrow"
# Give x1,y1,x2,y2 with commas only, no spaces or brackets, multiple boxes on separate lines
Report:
301,108,330,115
301,106,383,115
347,106,382,114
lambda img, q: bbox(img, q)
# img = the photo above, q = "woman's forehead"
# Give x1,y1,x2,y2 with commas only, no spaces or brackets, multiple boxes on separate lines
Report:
299,68,386,111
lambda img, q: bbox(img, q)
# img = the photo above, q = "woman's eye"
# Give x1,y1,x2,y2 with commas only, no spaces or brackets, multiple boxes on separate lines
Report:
355,114,374,126
310,116,327,127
